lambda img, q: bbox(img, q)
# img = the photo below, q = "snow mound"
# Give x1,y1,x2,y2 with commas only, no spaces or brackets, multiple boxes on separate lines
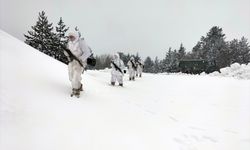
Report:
209,63,250,79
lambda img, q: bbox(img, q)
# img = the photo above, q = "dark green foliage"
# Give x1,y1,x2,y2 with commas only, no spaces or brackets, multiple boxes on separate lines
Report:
191,26,228,68
230,37,250,64
143,57,154,73
93,26,249,73
191,26,250,70
177,43,186,60
24,11,55,55
93,54,113,70
152,57,160,73
24,17,249,73
24,11,69,64
54,17,70,63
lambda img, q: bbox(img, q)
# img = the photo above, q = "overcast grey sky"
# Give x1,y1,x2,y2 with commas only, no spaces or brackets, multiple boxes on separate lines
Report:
1,0,250,59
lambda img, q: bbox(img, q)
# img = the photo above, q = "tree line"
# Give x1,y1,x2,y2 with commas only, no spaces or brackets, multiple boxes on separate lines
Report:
143,27,250,73
24,11,250,73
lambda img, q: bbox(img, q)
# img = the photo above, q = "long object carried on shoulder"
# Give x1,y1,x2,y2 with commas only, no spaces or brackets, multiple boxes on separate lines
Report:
131,61,137,70
111,61,123,74
62,46,83,67
137,61,143,66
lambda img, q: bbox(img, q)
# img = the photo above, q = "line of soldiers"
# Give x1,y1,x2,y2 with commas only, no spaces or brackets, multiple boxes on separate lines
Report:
110,53,144,87
64,31,144,97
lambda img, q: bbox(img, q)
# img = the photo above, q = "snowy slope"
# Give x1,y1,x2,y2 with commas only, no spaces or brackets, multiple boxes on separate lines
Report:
1,30,250,150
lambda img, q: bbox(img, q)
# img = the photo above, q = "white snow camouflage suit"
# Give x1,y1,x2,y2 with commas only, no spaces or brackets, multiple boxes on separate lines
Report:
65,32,92,90
111,53,125,85
127,57,137,80
136,59,144,77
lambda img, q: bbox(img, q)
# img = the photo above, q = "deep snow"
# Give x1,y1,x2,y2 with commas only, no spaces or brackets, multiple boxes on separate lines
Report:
0,30,250,150
209,63,250,80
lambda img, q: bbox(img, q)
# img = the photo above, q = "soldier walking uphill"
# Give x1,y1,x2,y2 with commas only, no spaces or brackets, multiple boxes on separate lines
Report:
110,53,126,86
63,32,92,98
127,57,137,81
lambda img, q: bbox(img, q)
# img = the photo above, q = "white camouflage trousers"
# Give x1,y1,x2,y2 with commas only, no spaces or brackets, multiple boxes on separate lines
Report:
111,71,123,84
137,66,143,76
68,60,84,89
128,68,136,79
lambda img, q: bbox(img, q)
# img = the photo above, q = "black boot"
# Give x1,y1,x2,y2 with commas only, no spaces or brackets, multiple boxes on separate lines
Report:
111,82,115,86
139,74,142,77
119,83,123,87
132,77,135,80
129,77,131,81
70,88,75,97
71,88,81,98
75,89,80,98
80,83,83,91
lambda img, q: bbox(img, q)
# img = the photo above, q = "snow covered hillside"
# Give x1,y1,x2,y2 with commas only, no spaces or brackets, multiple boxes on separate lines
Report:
0,30,250,150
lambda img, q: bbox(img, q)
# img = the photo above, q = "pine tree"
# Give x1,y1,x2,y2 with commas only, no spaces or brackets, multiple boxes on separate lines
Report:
144,56,154,73
54,17,69,63
153,57,160,73
104,55,113,68
169,49,179,72
56,17,69,47
185,52,195,60
238,37,250,64
192,41,203,59
93,54,113,70
24,11,71,64
205,26,226,64
161,48,172,72
229,39,240,64
134,52,141,62
192,26,229,68
94,55,101,69
189,26,250,69
24,11,55,56
177,43,186,60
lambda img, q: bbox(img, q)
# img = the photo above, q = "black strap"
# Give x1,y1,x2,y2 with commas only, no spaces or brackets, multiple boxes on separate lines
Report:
130,60,137,70
111,61,123,74
62,47,83,67
137,61,143,66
